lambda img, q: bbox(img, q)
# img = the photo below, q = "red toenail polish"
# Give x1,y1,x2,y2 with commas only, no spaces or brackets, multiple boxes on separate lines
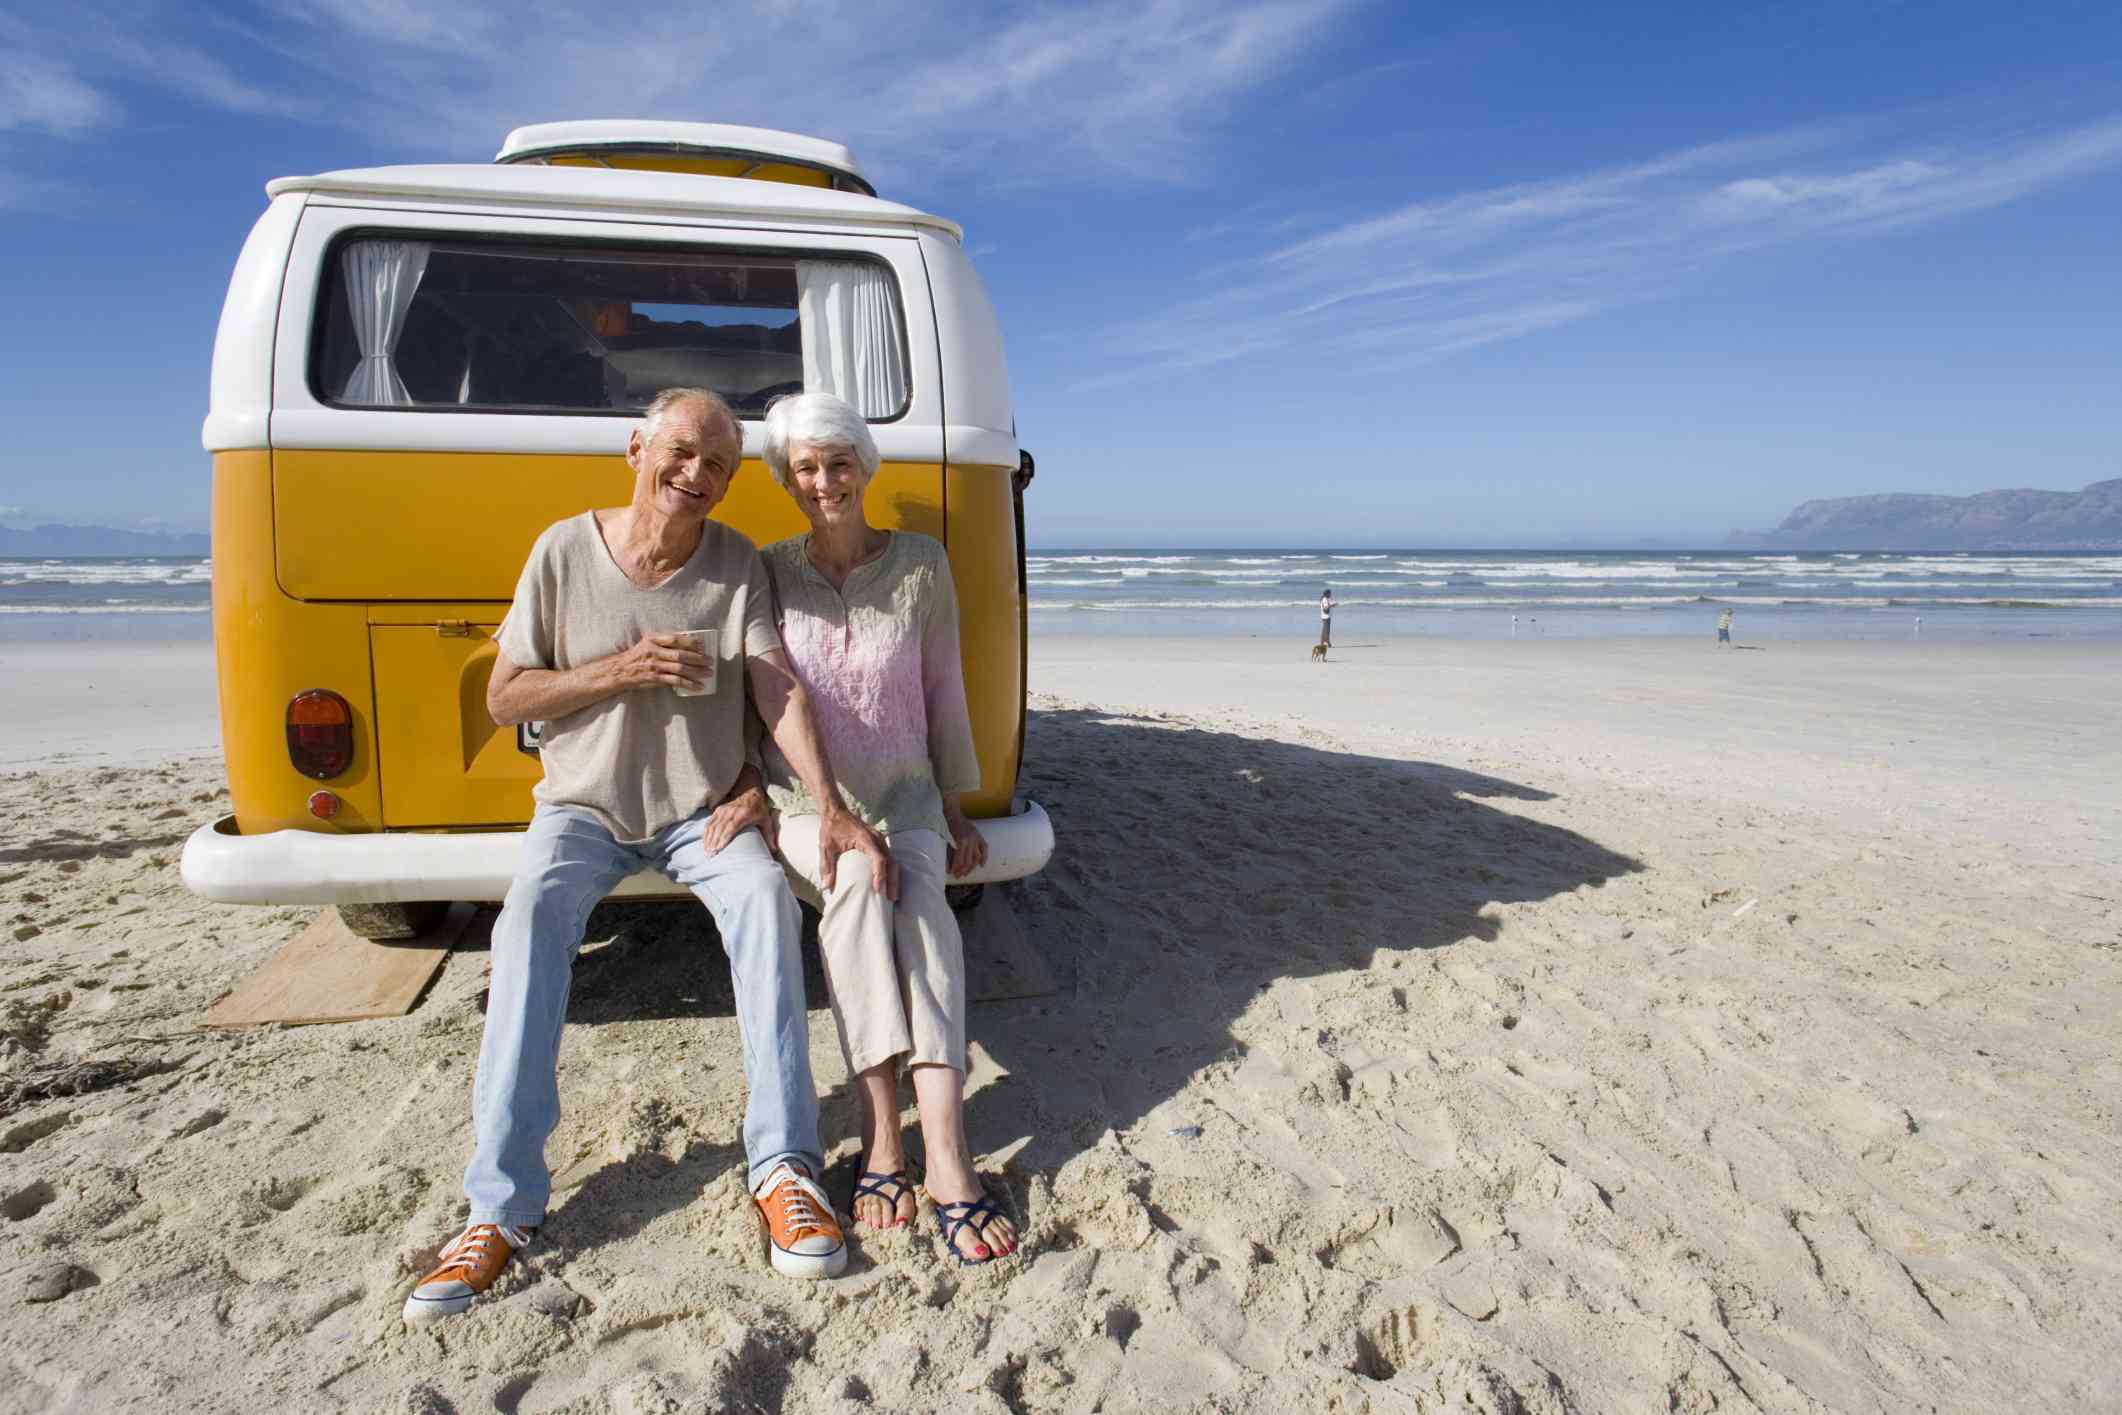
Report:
974,1245,990,1258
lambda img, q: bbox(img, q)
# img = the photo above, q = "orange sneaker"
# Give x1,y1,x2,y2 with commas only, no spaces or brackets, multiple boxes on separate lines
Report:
752,1162,847,1279
401,1222,532,1324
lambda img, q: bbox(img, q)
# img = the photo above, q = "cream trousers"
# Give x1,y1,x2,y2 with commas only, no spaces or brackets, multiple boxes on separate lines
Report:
776,822,967,1077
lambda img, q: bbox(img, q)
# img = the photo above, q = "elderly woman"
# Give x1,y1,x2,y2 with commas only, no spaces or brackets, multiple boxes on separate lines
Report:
756,391,1019,1265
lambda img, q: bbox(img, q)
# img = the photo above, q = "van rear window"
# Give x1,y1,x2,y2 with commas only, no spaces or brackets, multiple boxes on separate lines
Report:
311,237,908,418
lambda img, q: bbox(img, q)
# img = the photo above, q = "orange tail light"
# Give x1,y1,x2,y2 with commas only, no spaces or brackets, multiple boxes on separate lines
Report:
286,689,354,780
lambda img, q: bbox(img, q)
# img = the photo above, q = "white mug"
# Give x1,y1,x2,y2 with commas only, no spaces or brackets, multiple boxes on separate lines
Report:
671,628,719,697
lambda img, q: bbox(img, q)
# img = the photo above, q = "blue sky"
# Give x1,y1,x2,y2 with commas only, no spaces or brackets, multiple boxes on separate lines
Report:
1,0,2119,547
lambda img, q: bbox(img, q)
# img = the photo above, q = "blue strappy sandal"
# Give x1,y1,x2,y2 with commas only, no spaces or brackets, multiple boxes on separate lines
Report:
850,1169,916,1229
929,1190,1015,1266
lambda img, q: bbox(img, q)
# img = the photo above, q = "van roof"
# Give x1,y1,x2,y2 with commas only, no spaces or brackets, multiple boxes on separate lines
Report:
495,120,872,194
263,163,961,240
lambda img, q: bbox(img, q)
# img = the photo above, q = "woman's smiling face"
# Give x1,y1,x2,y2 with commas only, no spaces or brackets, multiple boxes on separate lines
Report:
786,438,873,531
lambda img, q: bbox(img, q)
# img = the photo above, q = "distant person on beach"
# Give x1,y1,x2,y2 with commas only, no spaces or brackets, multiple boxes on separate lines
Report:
755,391,1020,1266
1319,587,1338,647
1717,607,1734,646
404,388,890,1323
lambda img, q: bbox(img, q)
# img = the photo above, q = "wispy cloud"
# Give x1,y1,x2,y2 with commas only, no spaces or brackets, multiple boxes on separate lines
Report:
88,29,288,117
0,6,290,210
3,0,1347,188
0,6,289,131
853,0,1348,180
1093,116,2122,382
0,53,120,135
270,0,506,55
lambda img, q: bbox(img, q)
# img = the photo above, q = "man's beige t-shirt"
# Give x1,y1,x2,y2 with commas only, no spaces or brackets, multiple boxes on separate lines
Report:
497,512,781,843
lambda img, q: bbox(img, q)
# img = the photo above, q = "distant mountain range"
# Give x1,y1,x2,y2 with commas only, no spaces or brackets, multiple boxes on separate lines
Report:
1731,478,2122,551
10,488,2119,559
0,524,210,556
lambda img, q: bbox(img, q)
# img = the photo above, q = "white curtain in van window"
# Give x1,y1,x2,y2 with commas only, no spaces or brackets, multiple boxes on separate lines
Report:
797,260,907,417
340,240,432,405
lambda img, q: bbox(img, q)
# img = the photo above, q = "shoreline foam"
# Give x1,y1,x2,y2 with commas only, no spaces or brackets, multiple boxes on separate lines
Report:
7,551,2122,643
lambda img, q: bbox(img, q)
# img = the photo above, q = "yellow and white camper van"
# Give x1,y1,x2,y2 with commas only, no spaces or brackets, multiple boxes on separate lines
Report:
180,121,1051,936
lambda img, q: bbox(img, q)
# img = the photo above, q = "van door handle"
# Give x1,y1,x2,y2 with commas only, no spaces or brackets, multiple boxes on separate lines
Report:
436,619,474,637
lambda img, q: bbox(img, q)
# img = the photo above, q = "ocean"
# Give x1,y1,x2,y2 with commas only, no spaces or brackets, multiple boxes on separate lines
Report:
1028,550,2122,641
5,550,2120,642
0,556,216,641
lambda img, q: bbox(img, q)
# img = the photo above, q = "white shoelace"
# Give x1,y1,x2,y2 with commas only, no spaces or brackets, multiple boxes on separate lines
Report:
434,1224,524,1276
770,1173,833,1234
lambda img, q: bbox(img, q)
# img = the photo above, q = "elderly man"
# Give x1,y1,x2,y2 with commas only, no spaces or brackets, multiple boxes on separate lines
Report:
403,387,894,1324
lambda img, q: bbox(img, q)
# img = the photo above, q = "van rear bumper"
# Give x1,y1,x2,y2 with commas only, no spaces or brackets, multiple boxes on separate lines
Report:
180,800,1055,906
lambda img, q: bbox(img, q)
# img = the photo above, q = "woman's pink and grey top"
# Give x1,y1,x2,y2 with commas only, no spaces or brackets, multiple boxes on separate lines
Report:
758,532,981,845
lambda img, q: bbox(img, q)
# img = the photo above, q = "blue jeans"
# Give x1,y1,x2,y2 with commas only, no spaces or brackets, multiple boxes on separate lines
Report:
464,803,819,1227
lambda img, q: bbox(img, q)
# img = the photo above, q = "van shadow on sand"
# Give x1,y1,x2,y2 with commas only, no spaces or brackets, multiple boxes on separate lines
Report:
977,707,1642,1179
470,706,1641,1243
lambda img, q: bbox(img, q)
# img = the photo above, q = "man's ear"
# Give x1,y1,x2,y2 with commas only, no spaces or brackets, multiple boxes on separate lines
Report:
624,427,645,473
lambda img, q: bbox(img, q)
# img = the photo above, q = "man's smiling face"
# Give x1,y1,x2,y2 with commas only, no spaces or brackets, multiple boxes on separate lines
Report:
628,399,741,526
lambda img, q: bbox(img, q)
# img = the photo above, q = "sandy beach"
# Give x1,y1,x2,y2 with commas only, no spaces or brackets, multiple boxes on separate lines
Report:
3,635,2118,1412
0,643,220,771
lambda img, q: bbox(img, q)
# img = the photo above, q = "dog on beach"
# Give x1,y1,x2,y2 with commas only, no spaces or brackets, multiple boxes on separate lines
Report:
1310,643,1328,662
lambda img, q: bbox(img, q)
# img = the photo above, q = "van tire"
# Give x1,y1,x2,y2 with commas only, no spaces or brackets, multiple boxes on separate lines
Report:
337,901,448,941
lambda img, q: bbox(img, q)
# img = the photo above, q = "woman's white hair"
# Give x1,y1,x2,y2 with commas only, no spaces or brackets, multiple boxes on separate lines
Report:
760,392,879,489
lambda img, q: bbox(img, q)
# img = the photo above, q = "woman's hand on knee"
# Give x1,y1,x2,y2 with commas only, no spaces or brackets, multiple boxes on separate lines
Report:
820,806,899,900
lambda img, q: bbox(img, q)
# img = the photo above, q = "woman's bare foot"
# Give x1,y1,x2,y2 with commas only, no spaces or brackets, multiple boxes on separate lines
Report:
853,1063,917,1230
923,1153,1018,1262
853,1147,918,1230
906,1062,1018,1261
